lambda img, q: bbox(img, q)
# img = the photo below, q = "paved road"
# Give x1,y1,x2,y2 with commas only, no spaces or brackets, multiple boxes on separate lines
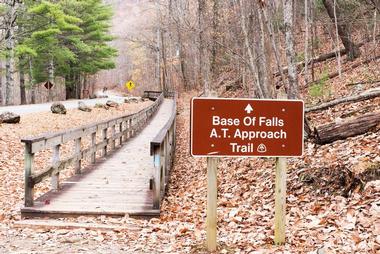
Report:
0,95,127,116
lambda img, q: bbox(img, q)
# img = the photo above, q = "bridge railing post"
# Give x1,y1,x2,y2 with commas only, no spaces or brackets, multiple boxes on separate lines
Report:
130,118,135,137
51,144,60,190
75,138,82,175
102,127,107,156
91,132,96,164
123,118,128,141
111,122,116,150
119,121,123,145
24,143,34,207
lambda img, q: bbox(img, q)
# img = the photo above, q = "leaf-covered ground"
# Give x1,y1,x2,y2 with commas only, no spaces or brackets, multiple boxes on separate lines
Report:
0,87,379,253
0,40,379,252
0,101,152,225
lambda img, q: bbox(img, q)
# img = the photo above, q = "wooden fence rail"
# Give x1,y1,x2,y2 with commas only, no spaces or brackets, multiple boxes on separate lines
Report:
144,90,175,99
21,92,164,207
150,93,176,209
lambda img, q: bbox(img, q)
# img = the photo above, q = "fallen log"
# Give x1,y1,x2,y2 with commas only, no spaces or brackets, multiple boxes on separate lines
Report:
346,80,380,86
306,88,380,113
305,55,380,88
274,48,347,77
274,35,380,77
314,111,380,145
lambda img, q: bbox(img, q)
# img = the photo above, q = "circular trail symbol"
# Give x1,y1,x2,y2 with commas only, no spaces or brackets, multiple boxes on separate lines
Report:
257,144,267,153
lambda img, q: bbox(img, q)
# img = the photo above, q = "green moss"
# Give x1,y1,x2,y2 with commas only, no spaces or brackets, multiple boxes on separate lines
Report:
296,52,305,62
309,68,330,98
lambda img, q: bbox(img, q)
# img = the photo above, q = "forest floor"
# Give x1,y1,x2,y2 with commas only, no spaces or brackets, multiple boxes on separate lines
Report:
0,44,380,254
0,86,378,253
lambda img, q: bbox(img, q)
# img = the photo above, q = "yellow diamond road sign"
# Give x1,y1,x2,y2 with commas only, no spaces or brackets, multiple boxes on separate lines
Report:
125,80,135,91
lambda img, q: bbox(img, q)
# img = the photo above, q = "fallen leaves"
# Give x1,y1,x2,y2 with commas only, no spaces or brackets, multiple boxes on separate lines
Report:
0,89,378,253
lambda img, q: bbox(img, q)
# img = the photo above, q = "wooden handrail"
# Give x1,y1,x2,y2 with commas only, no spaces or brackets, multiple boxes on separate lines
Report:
143,90,175,99
22,92,164,207
150,94,176,209
143,91,162,100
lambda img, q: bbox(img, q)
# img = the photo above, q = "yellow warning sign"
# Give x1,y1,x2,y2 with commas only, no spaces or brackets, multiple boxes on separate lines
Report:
125,80,136,91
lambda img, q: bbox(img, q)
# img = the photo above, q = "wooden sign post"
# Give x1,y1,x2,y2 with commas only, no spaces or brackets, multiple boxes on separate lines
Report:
274,157,287,244
206,157,218,251
190,97,304,248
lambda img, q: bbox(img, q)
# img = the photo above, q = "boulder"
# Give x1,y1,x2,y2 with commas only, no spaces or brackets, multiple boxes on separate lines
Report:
124,97,140,104
95,103,109,110
51,102,67,114
78,101,92,112
106,100,118,107
0,112,20,124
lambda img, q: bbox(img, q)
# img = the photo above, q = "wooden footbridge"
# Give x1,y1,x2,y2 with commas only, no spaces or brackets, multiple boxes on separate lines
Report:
20,91,176,218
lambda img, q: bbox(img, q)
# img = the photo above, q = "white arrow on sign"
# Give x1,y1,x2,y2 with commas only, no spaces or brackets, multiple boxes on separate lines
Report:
244,104,253,114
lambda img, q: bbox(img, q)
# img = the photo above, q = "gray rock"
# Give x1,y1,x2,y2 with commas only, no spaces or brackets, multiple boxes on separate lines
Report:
106,100,118,107
124,97,140,104
95,103,109,110
0,112,20,124
78,101,92,112
51,102,67,114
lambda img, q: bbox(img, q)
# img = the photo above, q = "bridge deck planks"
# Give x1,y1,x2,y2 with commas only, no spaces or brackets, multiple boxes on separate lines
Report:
21,99,174,218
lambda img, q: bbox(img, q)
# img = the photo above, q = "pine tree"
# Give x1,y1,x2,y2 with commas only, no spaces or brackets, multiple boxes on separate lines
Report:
59,0,117,99
4,0,117,103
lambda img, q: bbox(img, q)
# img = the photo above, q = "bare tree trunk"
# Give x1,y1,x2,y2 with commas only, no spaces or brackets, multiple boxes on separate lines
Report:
171,0,189,89
5,26,15,105
76,73,82,99
156,0,162,91
48,57,54,101
283,0,299,99
262,7,287,91
237,0,264,98
4,0,17,106
198,0,207,93
333,0,342,77
29,57,36,104
156,27,162,91
19,63,26,105
256,7,271,98
161,30,168,92
210,0,219,82
322,0,360,60
304,0,310,84
178,31,188,89
373,9,377,49
311,0,316,82
198,0,212,94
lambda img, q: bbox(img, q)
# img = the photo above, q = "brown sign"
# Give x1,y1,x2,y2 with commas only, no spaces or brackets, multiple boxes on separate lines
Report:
191,97,304,157
44,81,54,90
